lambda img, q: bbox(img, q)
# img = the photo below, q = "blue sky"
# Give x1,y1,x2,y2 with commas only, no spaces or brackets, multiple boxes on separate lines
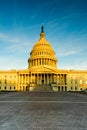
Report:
0,0,87,70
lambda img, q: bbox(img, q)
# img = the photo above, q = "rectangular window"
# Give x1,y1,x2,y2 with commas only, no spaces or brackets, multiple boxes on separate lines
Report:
75,80,77,84
75,87,77,90
40,59,41,65
4,86,6,90
71,87,73,90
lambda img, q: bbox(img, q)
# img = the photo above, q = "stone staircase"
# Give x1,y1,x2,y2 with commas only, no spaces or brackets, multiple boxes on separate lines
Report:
33,84,53,92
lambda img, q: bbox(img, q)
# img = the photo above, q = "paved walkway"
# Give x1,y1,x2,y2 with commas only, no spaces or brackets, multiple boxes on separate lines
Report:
0,92,87,130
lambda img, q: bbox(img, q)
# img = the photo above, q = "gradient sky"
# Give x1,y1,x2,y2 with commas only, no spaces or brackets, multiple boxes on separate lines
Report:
0,0,87,70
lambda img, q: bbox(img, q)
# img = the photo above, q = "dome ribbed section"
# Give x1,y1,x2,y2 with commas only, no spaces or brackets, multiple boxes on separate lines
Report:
28,26,57,68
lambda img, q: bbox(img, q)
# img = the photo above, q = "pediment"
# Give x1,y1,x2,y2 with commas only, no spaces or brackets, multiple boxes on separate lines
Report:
29,66,57,73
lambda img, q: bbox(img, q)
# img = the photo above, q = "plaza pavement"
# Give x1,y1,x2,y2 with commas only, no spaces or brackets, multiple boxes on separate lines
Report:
0,91,87,130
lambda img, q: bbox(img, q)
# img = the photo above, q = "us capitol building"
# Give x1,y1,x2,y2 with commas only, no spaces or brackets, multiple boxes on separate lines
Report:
0,27,87,92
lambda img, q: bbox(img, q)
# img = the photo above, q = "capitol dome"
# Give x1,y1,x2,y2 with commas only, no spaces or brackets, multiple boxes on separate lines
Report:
28,26,57,68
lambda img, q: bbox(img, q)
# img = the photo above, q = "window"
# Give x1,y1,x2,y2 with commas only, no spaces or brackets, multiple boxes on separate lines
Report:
5,79,7,84
62,86,63,91
75,80,77,84
4,86,6,90
71,87,73,90
80,88,82,90
75,87,77,90
40,59,41,65
71,79,73,84
65,87,67,91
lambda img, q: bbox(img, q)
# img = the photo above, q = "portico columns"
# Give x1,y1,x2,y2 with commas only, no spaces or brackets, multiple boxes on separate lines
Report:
44,73,45,84
40,74,42,84
47,74,49,84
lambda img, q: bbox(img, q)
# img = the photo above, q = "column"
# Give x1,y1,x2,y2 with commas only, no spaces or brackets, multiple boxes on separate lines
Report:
30,61,31,67
33,60,34,66
32,60,33,66
41,59,42,65
36,59,37,66
20,74,21,85
31,73,32,84
34,73,35,84
39,59,41,65
35,73,36,84
51,59,52,65
34,59,36,66
48,74,50,84
41,74,42,85
57,74,58,86
44,59,45,65
49,59,50,65
19,74,21,84
24,74,26,84
50,74,52,83
62,74,64,91
48,59,49,65
44,73,45,84
38,74,40,85
59,74,60,86
45,59,46,65
22,74,23,84
37,74,38,84
38,59,40,65
47,74,49,84
28,74,29,84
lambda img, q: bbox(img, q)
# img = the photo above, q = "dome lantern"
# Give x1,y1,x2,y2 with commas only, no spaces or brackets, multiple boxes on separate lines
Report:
40,26,45,39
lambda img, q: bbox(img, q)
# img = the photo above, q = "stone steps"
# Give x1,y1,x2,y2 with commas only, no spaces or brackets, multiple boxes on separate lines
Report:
33,85,53,92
